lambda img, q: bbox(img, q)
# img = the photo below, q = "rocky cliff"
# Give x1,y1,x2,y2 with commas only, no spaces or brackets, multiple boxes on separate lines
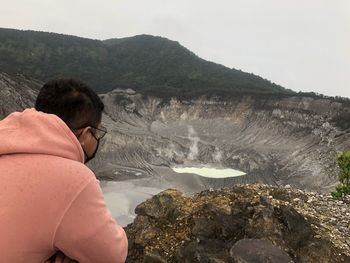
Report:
125,184,350,263
93,89,350,193
0,72,40,119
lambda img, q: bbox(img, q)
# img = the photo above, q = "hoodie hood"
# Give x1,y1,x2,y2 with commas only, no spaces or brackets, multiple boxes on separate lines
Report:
0,108,84,163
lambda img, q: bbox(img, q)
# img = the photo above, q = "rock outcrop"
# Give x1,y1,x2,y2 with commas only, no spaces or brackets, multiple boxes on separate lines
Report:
125,184,350,263
0,72,41,119
94,89,350,192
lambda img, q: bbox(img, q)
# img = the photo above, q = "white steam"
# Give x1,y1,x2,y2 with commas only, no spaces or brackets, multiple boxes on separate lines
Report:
187,126,199,160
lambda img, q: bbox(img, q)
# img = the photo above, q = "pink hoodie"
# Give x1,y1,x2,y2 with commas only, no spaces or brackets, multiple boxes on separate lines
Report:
0,109,128,263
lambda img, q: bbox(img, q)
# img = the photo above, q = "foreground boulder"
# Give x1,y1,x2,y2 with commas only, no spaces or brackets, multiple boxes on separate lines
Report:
230,239,293,263
125,184,350,263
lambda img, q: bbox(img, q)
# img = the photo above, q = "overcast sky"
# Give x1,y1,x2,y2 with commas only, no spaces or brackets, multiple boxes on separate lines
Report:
1,0,349,98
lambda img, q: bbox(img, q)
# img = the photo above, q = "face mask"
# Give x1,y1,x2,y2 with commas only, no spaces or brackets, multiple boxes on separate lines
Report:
77,128,101,164
82,138,100,164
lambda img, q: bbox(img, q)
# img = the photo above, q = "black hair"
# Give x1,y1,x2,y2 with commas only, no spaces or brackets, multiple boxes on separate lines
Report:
35,79,104,130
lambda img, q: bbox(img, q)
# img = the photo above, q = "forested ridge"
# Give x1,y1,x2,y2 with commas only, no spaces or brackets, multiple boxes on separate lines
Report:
1,27,348,102
0,27,293,98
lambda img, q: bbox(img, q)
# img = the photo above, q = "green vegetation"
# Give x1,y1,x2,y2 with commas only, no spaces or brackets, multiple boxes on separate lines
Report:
1,28,349,103
0,27,293,99
331,151,350,199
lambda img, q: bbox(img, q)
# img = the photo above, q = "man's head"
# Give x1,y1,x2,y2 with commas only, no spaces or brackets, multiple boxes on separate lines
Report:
35,78,106,163
35,78,104,129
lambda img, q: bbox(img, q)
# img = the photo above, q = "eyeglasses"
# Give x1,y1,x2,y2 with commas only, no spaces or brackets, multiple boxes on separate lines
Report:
74,125,108,140
90,125,107,140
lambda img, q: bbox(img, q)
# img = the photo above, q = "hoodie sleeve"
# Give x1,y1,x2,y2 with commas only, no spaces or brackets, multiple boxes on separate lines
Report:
53,178,128,263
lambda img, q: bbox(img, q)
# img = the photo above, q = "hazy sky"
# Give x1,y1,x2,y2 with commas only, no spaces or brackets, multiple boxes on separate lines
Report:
1,0,349,98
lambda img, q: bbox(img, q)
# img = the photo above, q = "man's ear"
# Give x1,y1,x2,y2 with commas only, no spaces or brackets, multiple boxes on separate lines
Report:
76,127,91,144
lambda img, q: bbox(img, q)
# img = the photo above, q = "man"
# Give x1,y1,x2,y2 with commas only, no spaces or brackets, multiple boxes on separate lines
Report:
0,79,128,262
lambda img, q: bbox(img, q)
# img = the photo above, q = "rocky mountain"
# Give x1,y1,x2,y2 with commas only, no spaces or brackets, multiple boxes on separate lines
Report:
125,184,350,263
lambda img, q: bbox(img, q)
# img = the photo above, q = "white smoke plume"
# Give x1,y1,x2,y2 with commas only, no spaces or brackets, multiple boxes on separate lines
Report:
187,126,199,160
213,147,222,162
